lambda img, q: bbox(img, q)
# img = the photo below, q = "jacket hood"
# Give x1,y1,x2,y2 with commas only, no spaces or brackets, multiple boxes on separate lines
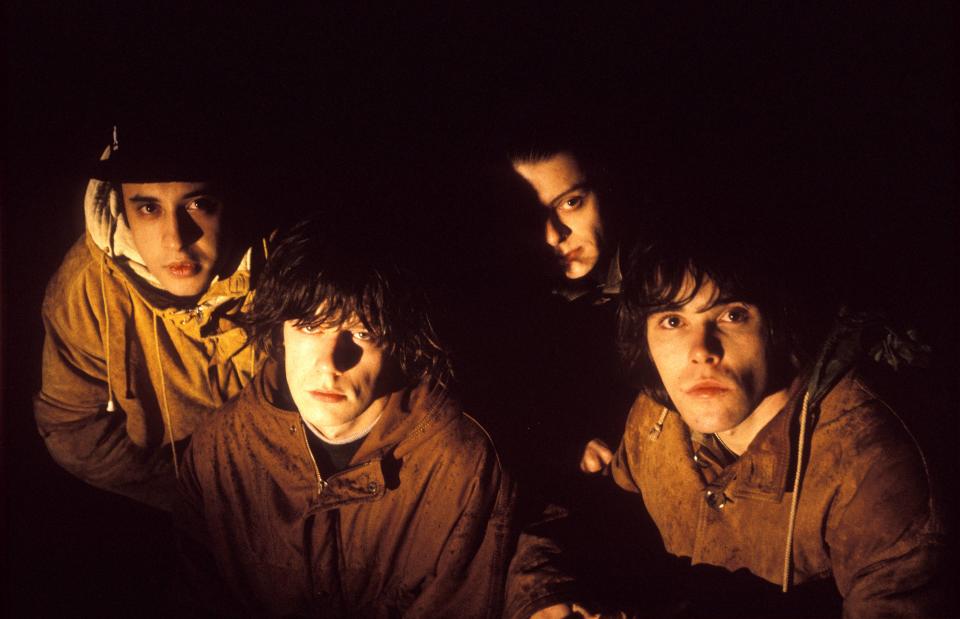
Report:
85,145,253,310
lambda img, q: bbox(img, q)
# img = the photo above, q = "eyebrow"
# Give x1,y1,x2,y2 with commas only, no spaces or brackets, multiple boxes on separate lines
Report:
546,182,591,209
127,190,209,203
651,296,746,315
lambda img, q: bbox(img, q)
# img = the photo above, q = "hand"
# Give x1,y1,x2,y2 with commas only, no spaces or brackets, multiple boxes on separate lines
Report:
530,603,606,619
579,439,613,475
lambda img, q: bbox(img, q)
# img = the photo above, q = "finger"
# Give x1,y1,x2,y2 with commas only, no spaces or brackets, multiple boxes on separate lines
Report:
580,451,600,473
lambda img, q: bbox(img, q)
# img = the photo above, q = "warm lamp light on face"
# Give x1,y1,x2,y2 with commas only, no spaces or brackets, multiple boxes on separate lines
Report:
282,315,393,441
646,274,790,454
121,181,224,299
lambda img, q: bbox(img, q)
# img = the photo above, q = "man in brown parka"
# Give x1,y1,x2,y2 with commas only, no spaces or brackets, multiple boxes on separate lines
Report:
581,236,949,617
176,217,576,618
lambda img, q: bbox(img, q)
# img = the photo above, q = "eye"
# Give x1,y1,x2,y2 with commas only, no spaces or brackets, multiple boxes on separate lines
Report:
719,306,750,324
657,314,684,329
296,322,321,334
136,202,160,216
185,197,220,214
352,330,373,342
557,195,584,212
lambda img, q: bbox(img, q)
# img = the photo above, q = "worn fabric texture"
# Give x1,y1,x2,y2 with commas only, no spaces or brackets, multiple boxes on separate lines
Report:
611,371,947,618
177,359,570,618
34,175,262,511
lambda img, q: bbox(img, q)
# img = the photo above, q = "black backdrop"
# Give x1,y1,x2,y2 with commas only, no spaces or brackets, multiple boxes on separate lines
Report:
4,3,956,616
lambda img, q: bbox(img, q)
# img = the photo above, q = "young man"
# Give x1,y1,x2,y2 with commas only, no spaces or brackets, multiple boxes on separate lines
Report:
585,238,947,616
175,218,569,617
510,145,622,302
34,124,265,510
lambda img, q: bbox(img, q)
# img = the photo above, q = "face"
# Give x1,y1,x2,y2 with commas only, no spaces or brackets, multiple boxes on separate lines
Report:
512,151,605,279
646,276,774,435
283,315,393,439
121,181,224,298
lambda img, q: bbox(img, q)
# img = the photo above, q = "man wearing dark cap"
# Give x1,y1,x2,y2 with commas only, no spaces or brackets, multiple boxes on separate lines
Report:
33,123,267,510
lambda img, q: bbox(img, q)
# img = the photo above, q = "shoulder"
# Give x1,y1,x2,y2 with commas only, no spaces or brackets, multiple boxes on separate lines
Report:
445,411,502,462
43,235,100,310
186,381,261,461
623,392,669,438
815,371,923,460
812,371,937,518
410,407,504,479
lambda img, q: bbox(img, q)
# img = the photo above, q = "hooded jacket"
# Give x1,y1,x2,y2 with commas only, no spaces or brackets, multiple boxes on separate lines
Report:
34,174,263,511
611,351,946,617
176,359,519,618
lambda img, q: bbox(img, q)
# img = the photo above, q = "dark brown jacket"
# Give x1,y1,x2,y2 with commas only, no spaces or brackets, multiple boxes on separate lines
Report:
177,360,564,618
611,371,946,618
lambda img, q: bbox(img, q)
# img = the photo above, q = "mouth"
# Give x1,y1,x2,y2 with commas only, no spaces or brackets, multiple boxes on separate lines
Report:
308,390,347,403
165,261,202,278
560,247,583,265
684,380,731,398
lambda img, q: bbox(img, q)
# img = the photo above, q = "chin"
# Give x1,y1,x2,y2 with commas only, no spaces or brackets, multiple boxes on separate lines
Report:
564,261,597,280
159,275,212,298
679,403,742,435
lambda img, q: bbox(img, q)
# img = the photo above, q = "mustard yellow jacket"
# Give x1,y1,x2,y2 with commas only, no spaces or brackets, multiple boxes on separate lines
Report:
34,177,262,510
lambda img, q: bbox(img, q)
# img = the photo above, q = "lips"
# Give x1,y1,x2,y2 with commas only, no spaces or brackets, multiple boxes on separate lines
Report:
684,380,731,398
308,390,347,403
562,247,583,264
166,261,201,278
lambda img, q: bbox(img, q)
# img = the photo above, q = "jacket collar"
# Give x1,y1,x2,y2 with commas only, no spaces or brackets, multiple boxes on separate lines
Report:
690,374,808,503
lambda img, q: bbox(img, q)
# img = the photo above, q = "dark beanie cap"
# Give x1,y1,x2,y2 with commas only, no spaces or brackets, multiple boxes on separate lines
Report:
92,117,236,184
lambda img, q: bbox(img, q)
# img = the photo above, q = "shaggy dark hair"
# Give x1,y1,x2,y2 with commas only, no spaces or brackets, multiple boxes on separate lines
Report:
617,237,807,409
246,218,452,391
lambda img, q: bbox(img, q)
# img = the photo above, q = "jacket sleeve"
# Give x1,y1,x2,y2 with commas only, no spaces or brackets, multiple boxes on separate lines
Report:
504,499,579,619
33,240,179,511
171,439,243,618
404,433,513,619
826,404,948,618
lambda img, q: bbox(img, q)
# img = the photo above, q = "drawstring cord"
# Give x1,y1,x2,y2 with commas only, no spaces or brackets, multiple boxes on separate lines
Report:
782,389,811,593
99,259,116,412
153,314,180,479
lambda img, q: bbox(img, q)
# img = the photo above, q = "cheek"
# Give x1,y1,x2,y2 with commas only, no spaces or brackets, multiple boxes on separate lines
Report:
196,217,223,251
282,337,311,383
731,331,771,398
129,224,160,261
647,337,682,391
354,354,386,394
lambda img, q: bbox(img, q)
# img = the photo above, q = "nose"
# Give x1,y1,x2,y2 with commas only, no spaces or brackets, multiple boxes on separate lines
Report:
689,324,723,365
545,211,571,248
314,332,361,374
161,208,202,250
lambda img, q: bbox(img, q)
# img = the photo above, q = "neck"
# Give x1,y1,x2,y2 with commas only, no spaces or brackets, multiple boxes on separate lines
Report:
715,386,792,455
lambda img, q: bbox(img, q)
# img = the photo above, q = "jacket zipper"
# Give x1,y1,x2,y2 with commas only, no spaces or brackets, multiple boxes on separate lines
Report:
299,423,326,496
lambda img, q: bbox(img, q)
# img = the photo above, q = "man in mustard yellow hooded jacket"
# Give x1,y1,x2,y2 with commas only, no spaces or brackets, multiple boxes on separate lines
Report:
34,124,266,511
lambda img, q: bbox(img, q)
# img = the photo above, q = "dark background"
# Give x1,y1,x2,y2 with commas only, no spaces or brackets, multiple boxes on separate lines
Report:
3,3,956,616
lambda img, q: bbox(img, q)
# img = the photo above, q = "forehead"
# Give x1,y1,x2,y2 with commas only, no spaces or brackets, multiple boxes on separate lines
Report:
653,273,731,313
297,303,365,327
120,181,213,200
511,151,586,205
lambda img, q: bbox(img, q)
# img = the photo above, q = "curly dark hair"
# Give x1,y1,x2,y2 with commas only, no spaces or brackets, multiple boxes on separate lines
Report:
245,217,452,392
617,237,809,409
